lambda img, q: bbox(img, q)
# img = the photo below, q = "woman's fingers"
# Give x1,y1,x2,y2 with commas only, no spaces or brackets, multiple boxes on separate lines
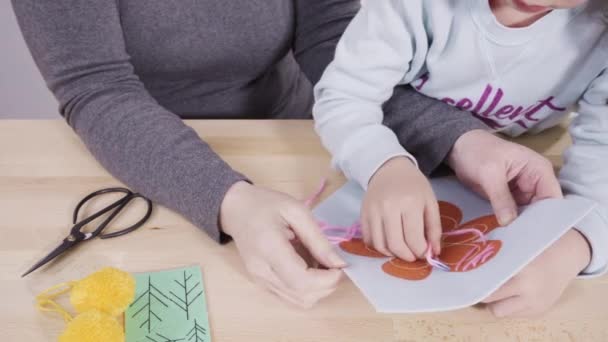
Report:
267,233,342,294
247,217,342,308
223,184,345,309
481,276,521,303
253,273,310,308
487,296,529,318
305,268,343,294
253,269,339,309
481,170,519,226
282,202,347,268
530,160,563,202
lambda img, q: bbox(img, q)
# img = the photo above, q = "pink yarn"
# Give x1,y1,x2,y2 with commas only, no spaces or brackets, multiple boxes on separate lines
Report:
318,221,362,244
306,179,363,244
307,179,493,273
425,247,450,271
304,179,329,208
443,228,486,242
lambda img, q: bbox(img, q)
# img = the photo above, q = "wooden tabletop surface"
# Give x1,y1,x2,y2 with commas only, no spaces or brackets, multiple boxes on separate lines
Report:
1,120,607,342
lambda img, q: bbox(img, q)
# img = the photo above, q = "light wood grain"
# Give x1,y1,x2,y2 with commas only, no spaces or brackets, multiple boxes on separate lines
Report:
1,120,606,342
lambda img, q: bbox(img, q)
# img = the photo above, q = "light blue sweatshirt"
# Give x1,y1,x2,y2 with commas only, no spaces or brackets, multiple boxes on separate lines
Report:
313,0,608,276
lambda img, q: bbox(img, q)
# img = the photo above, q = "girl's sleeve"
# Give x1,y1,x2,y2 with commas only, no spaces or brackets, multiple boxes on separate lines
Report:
295,0,487,176
560,67,608,277
312,0,431,188
11,0,247,242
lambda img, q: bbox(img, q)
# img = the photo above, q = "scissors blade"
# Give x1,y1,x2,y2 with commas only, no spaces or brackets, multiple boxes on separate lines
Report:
21,239,78,278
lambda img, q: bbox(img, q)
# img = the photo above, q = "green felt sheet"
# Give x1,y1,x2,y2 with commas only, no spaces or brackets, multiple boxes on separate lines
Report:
125,266,211,342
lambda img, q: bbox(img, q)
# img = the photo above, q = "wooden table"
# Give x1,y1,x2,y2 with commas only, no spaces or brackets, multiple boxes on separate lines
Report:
1,120,607,342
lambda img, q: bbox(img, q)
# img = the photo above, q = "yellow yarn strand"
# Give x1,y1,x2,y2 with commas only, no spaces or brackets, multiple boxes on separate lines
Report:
36,281,77,323
34,268,134,342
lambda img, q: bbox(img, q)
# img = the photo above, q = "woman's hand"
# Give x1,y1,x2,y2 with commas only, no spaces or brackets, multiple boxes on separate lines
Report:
448,130,588,316
361,157,442,261
448,130,563,225
482,229,591,317
220,181,346,308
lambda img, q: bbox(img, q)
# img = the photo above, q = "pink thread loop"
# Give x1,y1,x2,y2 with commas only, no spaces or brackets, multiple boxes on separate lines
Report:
458,243,497,272
304,179,329,208
425,247,450,271
318,221,362,244
428,228,488,272
443,228,486,242
306,179,363,244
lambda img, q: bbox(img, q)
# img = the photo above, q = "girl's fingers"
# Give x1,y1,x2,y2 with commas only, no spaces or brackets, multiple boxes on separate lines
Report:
402,208,427,258
360,212,372,246
424,199,443,255
370,213,391,256
384,210,415,261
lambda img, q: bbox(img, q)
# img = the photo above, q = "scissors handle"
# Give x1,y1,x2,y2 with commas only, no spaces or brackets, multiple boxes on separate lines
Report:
72,187,153,240
21,187,153,278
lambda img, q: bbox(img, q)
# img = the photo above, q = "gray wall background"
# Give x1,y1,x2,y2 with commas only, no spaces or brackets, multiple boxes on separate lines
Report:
1,1,59,119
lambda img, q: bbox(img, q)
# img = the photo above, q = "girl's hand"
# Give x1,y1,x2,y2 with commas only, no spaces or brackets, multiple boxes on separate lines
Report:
482,229,591,317
220,182,347,308
361,157,442,261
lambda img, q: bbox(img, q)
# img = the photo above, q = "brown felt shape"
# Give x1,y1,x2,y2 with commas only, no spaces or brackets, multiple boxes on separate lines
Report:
443,215,501,245
339,201,504,281
381,259,433,280
439,241,502,271
339,239,387,258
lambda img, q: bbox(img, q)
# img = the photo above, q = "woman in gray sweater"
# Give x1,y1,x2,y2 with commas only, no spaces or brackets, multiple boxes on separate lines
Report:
13,0,558,314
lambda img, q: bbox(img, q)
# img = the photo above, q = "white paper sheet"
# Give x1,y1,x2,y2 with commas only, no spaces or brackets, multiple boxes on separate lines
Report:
313,177,595,313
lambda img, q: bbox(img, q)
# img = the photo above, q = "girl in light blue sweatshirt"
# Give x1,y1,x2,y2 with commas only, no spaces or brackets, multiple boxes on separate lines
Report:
314,0,607,316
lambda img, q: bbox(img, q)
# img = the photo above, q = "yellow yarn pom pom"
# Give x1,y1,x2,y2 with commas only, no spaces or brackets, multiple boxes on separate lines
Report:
59,310,124,342
70,267,135,317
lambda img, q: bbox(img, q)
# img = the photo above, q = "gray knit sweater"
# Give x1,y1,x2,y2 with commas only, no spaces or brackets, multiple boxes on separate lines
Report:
12,0,485,242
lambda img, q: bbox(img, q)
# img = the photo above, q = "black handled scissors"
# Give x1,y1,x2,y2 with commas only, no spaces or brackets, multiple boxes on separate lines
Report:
22,187,153,277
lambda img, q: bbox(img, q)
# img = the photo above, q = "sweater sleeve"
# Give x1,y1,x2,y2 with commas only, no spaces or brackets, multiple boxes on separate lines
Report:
294,0,487,176
313,0,432,189
11,0,247,242
292,0,360,85
383,85,488,175
560,67,608,277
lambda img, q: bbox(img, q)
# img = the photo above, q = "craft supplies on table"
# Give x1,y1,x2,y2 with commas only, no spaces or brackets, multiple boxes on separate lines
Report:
313,177,595,313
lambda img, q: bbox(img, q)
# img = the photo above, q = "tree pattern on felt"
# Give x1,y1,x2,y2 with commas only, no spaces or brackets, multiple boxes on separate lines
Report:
167,270,204,320
143,318,208,342
186,319,208,342
145,333,185,342
340,201,503,281
130,276,171,333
